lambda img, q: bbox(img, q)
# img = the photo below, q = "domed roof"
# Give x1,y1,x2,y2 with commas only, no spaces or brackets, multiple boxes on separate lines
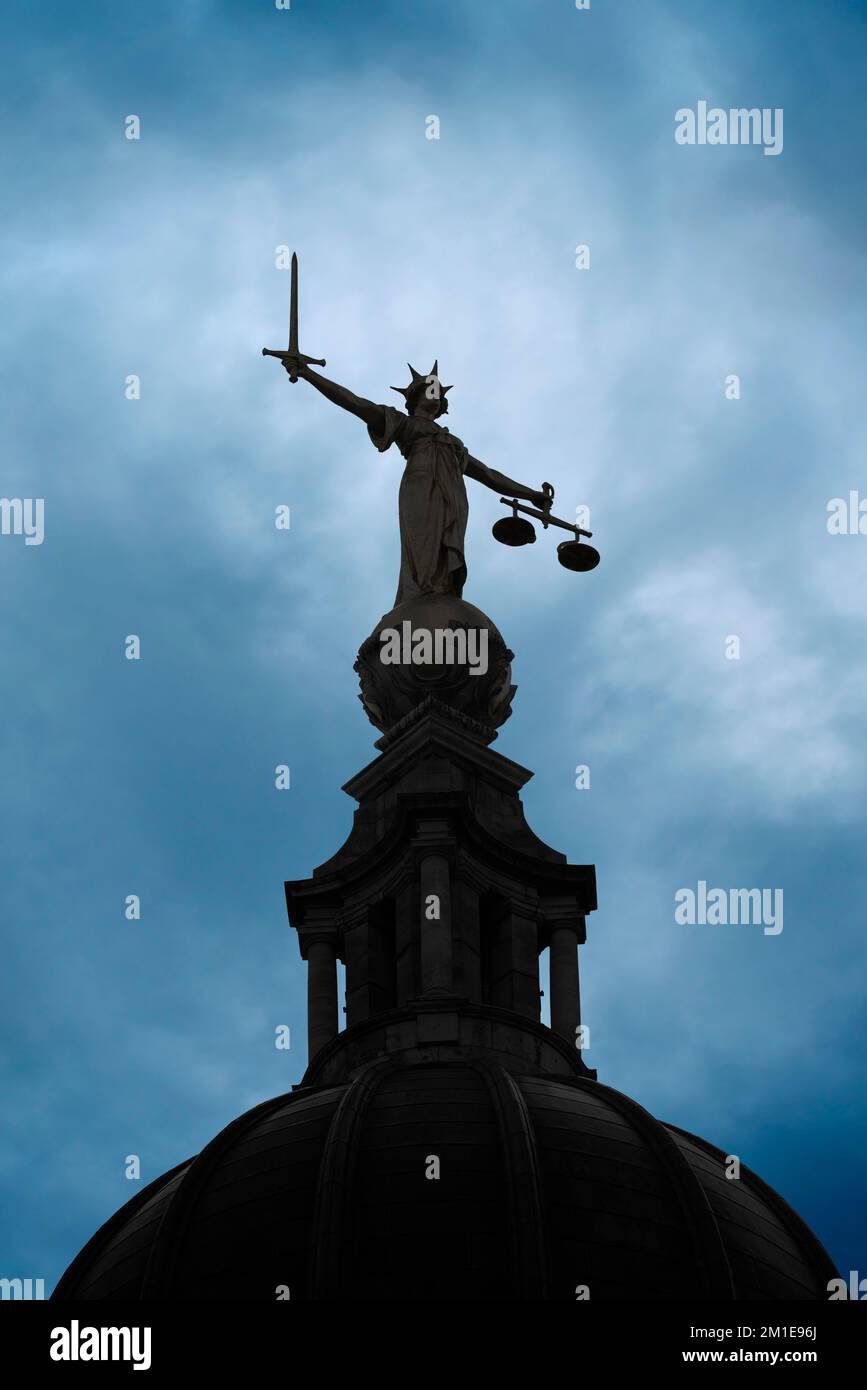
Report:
53,1061,835,1302
53,703,839,1303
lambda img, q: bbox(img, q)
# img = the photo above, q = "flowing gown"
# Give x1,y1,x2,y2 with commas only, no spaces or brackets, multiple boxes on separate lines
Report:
368,406,469,606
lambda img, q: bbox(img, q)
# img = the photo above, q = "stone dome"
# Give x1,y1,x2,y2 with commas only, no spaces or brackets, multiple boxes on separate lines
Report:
54,1054,835,1302
53,705,838,1304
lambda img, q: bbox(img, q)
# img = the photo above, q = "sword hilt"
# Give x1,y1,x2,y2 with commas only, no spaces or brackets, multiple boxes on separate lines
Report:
261,348,327,384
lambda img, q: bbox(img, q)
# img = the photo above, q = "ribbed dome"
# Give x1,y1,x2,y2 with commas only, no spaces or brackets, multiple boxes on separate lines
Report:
53,1061,835,1302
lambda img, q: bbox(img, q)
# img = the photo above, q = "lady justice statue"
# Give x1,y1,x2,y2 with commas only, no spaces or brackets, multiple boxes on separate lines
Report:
263,255,588,740
285,358,548,607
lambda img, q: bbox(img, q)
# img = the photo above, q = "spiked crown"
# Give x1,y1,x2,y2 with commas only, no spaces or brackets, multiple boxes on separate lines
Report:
391,361,452,414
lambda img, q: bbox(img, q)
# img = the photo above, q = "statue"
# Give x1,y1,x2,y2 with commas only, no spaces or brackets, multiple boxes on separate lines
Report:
263,257,549,606
263,255,598,739
290,358,551,606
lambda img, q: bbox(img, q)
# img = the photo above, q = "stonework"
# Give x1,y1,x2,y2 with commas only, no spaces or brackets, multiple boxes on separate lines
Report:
53,702,839,1301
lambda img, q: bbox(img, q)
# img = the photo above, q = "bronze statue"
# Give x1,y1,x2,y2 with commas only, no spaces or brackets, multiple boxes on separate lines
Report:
261,256,600,734
288,358,548,606
263,256,596,609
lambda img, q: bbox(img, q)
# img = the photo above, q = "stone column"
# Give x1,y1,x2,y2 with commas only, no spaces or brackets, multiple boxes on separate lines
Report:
549,924,580,1043
490,906,541,1020
394,881,417,1005
452,877,481,1001
307,939,338,1060
419,853,453,994
344,902,396,1026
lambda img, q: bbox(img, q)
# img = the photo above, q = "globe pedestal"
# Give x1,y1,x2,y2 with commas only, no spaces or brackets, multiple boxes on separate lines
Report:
354,593,516,742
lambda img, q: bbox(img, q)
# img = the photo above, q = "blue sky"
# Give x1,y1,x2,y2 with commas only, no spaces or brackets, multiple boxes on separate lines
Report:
1,0,865,1292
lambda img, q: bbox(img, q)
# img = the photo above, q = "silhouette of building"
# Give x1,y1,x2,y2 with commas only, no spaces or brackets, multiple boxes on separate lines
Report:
54,593,838,1300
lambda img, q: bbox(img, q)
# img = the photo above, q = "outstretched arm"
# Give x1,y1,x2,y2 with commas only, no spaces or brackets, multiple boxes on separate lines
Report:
465,455,548,510
286,361,385,434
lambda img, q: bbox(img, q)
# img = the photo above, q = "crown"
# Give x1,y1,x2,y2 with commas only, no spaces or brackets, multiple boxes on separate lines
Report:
390,361,453,408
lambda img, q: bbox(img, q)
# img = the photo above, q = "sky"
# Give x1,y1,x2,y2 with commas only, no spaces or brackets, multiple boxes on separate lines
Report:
1,0,865,1293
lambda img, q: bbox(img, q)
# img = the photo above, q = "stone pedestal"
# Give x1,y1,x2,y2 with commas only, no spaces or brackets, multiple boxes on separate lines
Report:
286,701,597,1081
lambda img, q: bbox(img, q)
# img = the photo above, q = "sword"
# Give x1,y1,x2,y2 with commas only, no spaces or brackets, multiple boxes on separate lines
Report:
261,252,326,382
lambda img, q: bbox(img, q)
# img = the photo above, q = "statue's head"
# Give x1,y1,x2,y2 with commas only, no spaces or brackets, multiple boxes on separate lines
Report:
391,361,451,419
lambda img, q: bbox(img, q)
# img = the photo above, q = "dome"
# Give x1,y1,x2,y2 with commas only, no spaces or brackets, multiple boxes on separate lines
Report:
53,1059,835,1302
53,701,838,1303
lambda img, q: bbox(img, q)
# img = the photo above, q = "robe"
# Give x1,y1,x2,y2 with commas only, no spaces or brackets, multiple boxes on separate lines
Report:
368,405,470,606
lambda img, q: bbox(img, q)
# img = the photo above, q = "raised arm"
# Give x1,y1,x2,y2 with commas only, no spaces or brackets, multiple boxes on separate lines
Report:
286,361,385,434
465,455,548,510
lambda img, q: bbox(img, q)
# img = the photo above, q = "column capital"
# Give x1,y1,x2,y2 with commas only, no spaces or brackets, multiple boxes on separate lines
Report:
298,922,340,961
410,818,458,862
540,901,587,946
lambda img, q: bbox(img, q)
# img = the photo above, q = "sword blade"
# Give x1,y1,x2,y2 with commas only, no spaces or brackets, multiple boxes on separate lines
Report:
288,252,299,355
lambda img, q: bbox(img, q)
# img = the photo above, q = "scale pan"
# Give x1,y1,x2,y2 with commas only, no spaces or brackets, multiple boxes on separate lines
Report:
557,540,600,572
493,516,536,547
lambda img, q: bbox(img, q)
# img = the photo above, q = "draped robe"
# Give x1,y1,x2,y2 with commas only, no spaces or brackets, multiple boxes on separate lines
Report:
368,406,470,607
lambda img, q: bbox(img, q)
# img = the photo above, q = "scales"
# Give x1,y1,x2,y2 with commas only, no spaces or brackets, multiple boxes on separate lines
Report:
493,483,600,572
492,514,537,547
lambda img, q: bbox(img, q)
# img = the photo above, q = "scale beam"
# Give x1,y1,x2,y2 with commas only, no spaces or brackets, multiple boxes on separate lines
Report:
498,496,592,540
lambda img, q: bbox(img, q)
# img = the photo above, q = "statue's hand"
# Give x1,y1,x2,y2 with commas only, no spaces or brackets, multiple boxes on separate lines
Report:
281,355,308,382
530,483,554,510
